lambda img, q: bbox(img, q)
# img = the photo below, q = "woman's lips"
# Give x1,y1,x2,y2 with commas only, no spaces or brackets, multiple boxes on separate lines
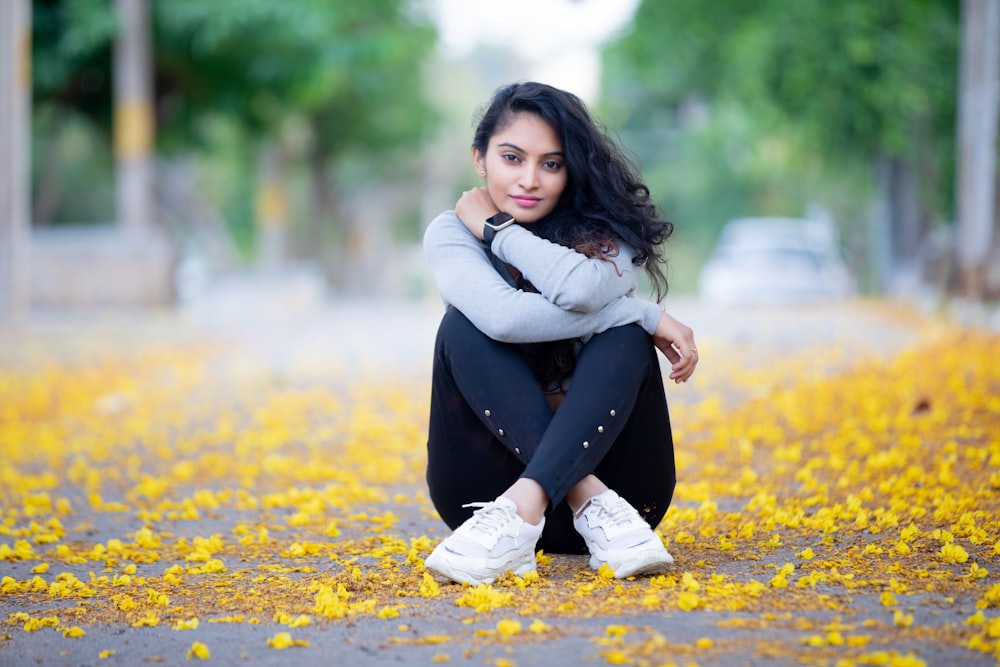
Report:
511,196,541,208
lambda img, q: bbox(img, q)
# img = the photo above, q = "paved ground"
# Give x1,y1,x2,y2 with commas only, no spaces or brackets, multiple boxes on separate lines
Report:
1,273,995,667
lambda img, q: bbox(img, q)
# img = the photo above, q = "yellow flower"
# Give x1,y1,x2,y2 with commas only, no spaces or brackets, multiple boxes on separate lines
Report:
146,588,170,607
186,642,210,659
529,619,551,634
24,616,60,632
677,592,701,611
377,606,400,620
267,632,309,649
132,612,159,628
606,625,629,637
496,619,521,636
455,584,513,613
681,572,700,592
939,543,970,564
602,650,632,665
419,571,440,597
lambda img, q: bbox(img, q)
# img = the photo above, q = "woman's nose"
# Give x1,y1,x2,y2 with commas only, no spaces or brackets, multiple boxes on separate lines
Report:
519,165,540,189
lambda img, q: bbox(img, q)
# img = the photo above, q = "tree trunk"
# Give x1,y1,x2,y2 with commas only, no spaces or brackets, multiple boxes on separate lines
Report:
870,156,931,296
114,0,155,232
956,0,1000,301
256,142,289,268
308,153,338,282
0,0,31,327
32,125,62,226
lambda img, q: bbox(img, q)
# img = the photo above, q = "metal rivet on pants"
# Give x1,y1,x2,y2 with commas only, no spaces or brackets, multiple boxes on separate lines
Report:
498,429,505,436
610,409,616,417
598,426,604,433
583,441,590,449
515,447,521,455
484,409,491,417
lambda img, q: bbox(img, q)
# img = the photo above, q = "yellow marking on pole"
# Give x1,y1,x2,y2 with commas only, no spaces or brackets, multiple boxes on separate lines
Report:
18,27,31,91
256,183,288,229
115,99,154,159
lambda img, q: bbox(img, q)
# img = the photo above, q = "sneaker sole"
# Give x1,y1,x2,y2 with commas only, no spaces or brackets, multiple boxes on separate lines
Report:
589,547,674,579
425,548,538,585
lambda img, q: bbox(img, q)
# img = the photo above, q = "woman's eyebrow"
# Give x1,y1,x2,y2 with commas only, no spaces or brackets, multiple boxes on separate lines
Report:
497,142,564,157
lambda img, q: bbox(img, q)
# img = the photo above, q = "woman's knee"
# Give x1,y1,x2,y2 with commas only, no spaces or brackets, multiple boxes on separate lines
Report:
434,308,491,365
435,307,478,346
582,324,657,372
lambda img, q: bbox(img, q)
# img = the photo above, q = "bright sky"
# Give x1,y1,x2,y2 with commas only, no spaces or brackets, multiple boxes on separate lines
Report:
429,0,640,102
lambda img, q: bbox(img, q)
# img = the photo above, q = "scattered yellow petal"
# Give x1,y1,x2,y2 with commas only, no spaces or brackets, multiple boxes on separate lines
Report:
266,632,309,649
186,642,210,660
496,619,521,636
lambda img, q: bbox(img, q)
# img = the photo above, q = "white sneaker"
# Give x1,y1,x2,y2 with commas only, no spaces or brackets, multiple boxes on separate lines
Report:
425,496,544,585
573,490,673,578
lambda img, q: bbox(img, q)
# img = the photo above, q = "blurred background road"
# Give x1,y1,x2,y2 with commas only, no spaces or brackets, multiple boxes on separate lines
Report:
1,0,999,330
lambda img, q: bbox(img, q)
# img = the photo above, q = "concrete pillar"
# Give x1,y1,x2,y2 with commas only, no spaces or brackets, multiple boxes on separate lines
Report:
957,0,1000,299
0,0,30,327
114,0,154,232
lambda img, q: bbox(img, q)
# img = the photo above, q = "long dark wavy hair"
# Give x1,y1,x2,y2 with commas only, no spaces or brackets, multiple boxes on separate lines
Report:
472,82,674,389
472,81,673,301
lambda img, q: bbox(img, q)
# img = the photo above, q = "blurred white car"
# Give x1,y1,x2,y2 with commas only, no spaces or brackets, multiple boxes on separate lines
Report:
698,216,855,305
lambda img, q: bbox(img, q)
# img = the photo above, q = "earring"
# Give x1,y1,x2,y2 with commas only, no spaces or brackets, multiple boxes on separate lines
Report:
479,170,486,177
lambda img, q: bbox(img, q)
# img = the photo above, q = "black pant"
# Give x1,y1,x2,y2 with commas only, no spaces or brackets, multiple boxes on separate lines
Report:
426,308,676,554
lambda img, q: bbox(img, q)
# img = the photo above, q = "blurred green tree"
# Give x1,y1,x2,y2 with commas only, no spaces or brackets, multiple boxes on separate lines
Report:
603,0,959,292
32,0,437,284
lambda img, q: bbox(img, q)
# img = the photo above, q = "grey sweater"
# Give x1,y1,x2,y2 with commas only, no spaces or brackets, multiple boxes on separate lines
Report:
423,210,661,343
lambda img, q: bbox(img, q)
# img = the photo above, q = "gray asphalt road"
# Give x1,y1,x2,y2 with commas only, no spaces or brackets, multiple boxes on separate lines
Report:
1,279,990,667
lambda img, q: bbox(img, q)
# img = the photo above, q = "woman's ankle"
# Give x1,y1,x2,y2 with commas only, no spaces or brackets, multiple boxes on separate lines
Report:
567,475,610,515
501,478,548,525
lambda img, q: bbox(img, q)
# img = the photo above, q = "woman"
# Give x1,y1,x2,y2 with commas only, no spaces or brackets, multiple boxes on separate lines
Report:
422,82,698,585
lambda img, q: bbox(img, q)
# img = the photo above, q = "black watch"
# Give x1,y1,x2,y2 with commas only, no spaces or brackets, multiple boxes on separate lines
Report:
483,212,516,244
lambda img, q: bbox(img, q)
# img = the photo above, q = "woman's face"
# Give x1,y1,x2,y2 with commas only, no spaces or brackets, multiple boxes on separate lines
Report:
473,112,567,224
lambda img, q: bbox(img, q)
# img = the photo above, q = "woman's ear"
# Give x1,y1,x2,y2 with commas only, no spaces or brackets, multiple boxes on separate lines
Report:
472,147,486,177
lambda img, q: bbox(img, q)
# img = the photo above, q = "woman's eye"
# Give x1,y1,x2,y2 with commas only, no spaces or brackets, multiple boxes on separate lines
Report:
501,153,520,162
544,161,562,170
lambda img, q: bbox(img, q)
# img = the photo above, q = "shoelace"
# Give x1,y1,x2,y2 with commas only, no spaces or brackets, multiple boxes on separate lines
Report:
592,497,642,529
461,501,516,536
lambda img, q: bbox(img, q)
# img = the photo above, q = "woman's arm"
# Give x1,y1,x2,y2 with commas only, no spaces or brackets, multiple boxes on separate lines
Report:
490,226,640,312
424,211,661,343
454,187,639,312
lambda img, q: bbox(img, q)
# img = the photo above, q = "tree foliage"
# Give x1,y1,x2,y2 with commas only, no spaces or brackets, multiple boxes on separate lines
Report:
32,0,437,155
602,0,960,291
605,0,958,165
31,0,438,276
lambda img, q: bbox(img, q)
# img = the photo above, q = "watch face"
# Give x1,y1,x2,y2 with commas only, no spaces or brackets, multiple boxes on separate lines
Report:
487,212,515,227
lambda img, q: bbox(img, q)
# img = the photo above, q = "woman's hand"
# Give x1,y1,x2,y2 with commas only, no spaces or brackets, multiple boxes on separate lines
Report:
455,188,501,240
652,310,698,383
